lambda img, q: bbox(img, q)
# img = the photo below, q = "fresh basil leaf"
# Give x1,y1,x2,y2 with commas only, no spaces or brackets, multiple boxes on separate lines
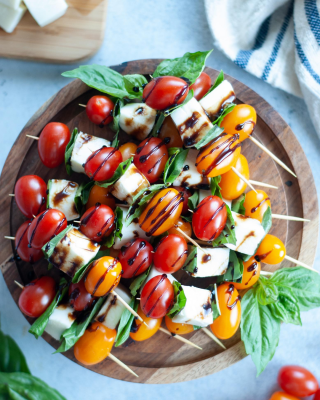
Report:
129,266,151,296
211,283,221,320
29,278,69,339
95,158,133,188
268,287,302,326
255,275,279,306
214,103,236,127
46,180,52,209
194,125,224,150
166,282,187,318
187,191,198,211
163,148,188,184
203,70,224,98
193,325,202,330
218,250,243,283
115,297,138,347
110,99,124,148
42,226,73,259
183,246,197,275
74,181,95,215
0,331,30,374
261,206,272,234
153,50,213,84
64,128,78,175
123,74,148,98
210,176,222,198
164,89,194,116
72,249,110,283
232,194,246,215
151,112,166,137
103,207,123,248
212,204,236,246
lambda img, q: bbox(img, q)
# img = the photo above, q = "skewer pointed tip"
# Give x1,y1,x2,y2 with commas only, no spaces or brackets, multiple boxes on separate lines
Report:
108,353,139,377
202,327,226,350
14,280,24,290
284,255,318,273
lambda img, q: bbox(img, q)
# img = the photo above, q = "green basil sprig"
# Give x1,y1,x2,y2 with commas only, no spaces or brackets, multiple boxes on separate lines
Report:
74,181,95,215
151,113,166,137
194,125,224,150
0,331,30,374
210,176,222,198
115,297,138,347
212,204,236,247
187,191,199,211
217,250,244,283
95,157,133,188
64,128,79,175
129,266,151,296
203,70,224,98
42,226,73,259
103,207,124,249
214,103,236,127
166,282,187,318
183,247,197,275
72,249,110,284
163,148,188,184
231,193,246,215
208,283,221,320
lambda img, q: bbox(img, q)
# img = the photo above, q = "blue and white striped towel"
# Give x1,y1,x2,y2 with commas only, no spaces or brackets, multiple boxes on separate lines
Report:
204,0,320,137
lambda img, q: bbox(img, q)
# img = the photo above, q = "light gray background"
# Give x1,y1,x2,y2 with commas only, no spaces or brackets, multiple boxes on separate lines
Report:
1,1,320,399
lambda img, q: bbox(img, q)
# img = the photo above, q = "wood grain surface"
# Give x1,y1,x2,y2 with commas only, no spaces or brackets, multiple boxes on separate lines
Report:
0,59,318,383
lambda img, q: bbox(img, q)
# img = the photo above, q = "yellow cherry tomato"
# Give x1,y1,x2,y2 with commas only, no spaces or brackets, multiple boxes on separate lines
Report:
210,283,241,340
119,142,138,161
74,322,116,365
233,256,261,290
165,315,194,335
219,154,249,200
139,188,183,236
256,234,286,264
158,116,183,148
196,133,241,178
168,217,192,238
86,185,116,211
243,189,271,222
220,104,257,142
130,306,162,341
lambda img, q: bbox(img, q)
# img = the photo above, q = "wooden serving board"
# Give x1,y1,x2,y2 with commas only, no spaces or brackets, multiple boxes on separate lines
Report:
0,0,108,63
0,60,318,384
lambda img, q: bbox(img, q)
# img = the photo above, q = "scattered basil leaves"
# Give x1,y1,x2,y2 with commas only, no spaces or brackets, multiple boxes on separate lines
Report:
0,331,30,374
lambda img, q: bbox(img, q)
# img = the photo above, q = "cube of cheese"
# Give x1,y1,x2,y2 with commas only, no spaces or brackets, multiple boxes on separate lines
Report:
185,246,230,278
172,150,209,188
0,0,21,10
119,103,157,141
198,189,232,209
199,80,235,120
45,304,76,341
23,0,68,27
172,285,213,327
0,2,26,33
141,265,177,292
171,97,213,147
49,228,100,277
110,163,150,205
70,132,111,174
48,179,79,221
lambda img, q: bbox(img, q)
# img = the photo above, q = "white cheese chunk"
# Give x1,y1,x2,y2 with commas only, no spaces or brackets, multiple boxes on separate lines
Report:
49,228,100,278
45,304,76,341
185,246,230,278
0,0,20,9
110,163,149,205
199,80,235,120
198,189,232,209
172,285,213,327
23,0,68,27
141,265,177,292
0,2,25,33
171,97,213,147
119,103,157,141
225,212,266,255
70,132,111,174
48,179,79,221
172,149,208,188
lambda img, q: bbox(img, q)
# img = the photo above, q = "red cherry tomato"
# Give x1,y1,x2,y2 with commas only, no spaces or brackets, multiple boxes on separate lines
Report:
313,390,320,400
86,95,114,126
84,147,122,182
69,279,94,312
269,392,300,400
14,175,47,218
134,137,168,184
118,238,153,279
27,209,67,250
140,275,174,318
38,122,71,168
192,195,227,241
154,234,188,274
172,186,192,215
143,76,189,110
190,72,212,101
278,365,319,397
15,221,43,263
80,204,114,242
18,276,56,318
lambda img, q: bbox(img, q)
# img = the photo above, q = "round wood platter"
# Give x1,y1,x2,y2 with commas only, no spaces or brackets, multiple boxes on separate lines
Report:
0,60,318,384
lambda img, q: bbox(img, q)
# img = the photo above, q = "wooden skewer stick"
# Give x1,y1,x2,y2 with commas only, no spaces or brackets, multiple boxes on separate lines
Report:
260,270,273,276
79,104,87,108
231,167,257,193
26,135,39,140
175,226,207,255
272,214,310,222
73,221,81,224
111,292,149,328
159,327,202,350
284,255,318,273
4,236,15,240
249,180,278,190
202,327,226,349
108,353,138,377
14,280,24,290
9,194,15,197
249,136,297,178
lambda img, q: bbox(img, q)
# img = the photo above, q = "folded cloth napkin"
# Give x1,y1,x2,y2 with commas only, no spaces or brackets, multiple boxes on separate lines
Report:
204,0,320,138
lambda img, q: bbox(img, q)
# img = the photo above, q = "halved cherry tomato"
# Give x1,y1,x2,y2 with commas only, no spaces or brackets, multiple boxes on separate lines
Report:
219,154,249,200
85,256,121,297
143,76,189,110
84,147,122,182
233,257,261,290
140,274,174,318
269,392,300,400
86,185,116,211
190,72,211,101
18,276,56,318
244,189,271,222
172,186,192,215
74,322,116,365
168,217,192,238
192,195,227,241
220,104,257,142
256,234,286,265
69,279,94,312
118,238,153,279
86,95,114,126
139,188,183,236
119,142,138,161
130,306,162,341
134,137,168,184
165,315,194,335
27,209,67,250
80,204,114,242
14,175,47,218
278,365,319,397
15,221,43,263
196,133,241,178
158,116,183,148
154,234,188,274
38,122,71,168
210,283,241,340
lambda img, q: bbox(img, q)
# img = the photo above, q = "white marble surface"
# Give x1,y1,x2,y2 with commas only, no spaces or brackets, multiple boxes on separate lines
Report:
0,1,320,399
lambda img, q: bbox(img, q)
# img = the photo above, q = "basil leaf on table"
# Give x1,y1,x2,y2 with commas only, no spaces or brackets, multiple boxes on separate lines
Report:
42,226,73,259
163,148,188,184
166,282,187,318
187,191,198,211
151,112,166,137
103,207,124,249
218,250,243,283
212,204,236,247
95,158,133,188
194,124,224,150
115,297,138,347
268,286,302,326
72,249,110,283
129,266,151,296
64,127,78,175
214,103,236,127
0,331,30,374
203,70,224,98
210,176,222,198
231,194,246,215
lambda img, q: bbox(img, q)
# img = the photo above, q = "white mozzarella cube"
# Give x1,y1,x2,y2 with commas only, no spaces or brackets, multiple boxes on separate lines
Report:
0,2,26,33
198,189,232,209
48,179,79,221
23,0,68,27
111,163,149,205
185,246,230,278
70,132,111,174
0,0,21,9
172,150,208,188
171,97,213,147
199,80,235,120
49,228,100,278
45,304,76,341
141,265,177,292
225,212,266,255
172,285,213,327
119,103,157,141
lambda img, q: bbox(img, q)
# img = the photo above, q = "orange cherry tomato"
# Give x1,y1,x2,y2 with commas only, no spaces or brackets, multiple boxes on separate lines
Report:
243,189,271,222
85,256,121,297
233,257,261,290
220,104,257,142
130,306,162,341
165,316,194,335
139,188,183,236
269,392,300,400
74,322,116,365
196,133,241,178
168,217,192,238
158,116,183,148
219,154,249,200
256,234,286,265
86,185,116,211
119,142,138,161
210,283,241,340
